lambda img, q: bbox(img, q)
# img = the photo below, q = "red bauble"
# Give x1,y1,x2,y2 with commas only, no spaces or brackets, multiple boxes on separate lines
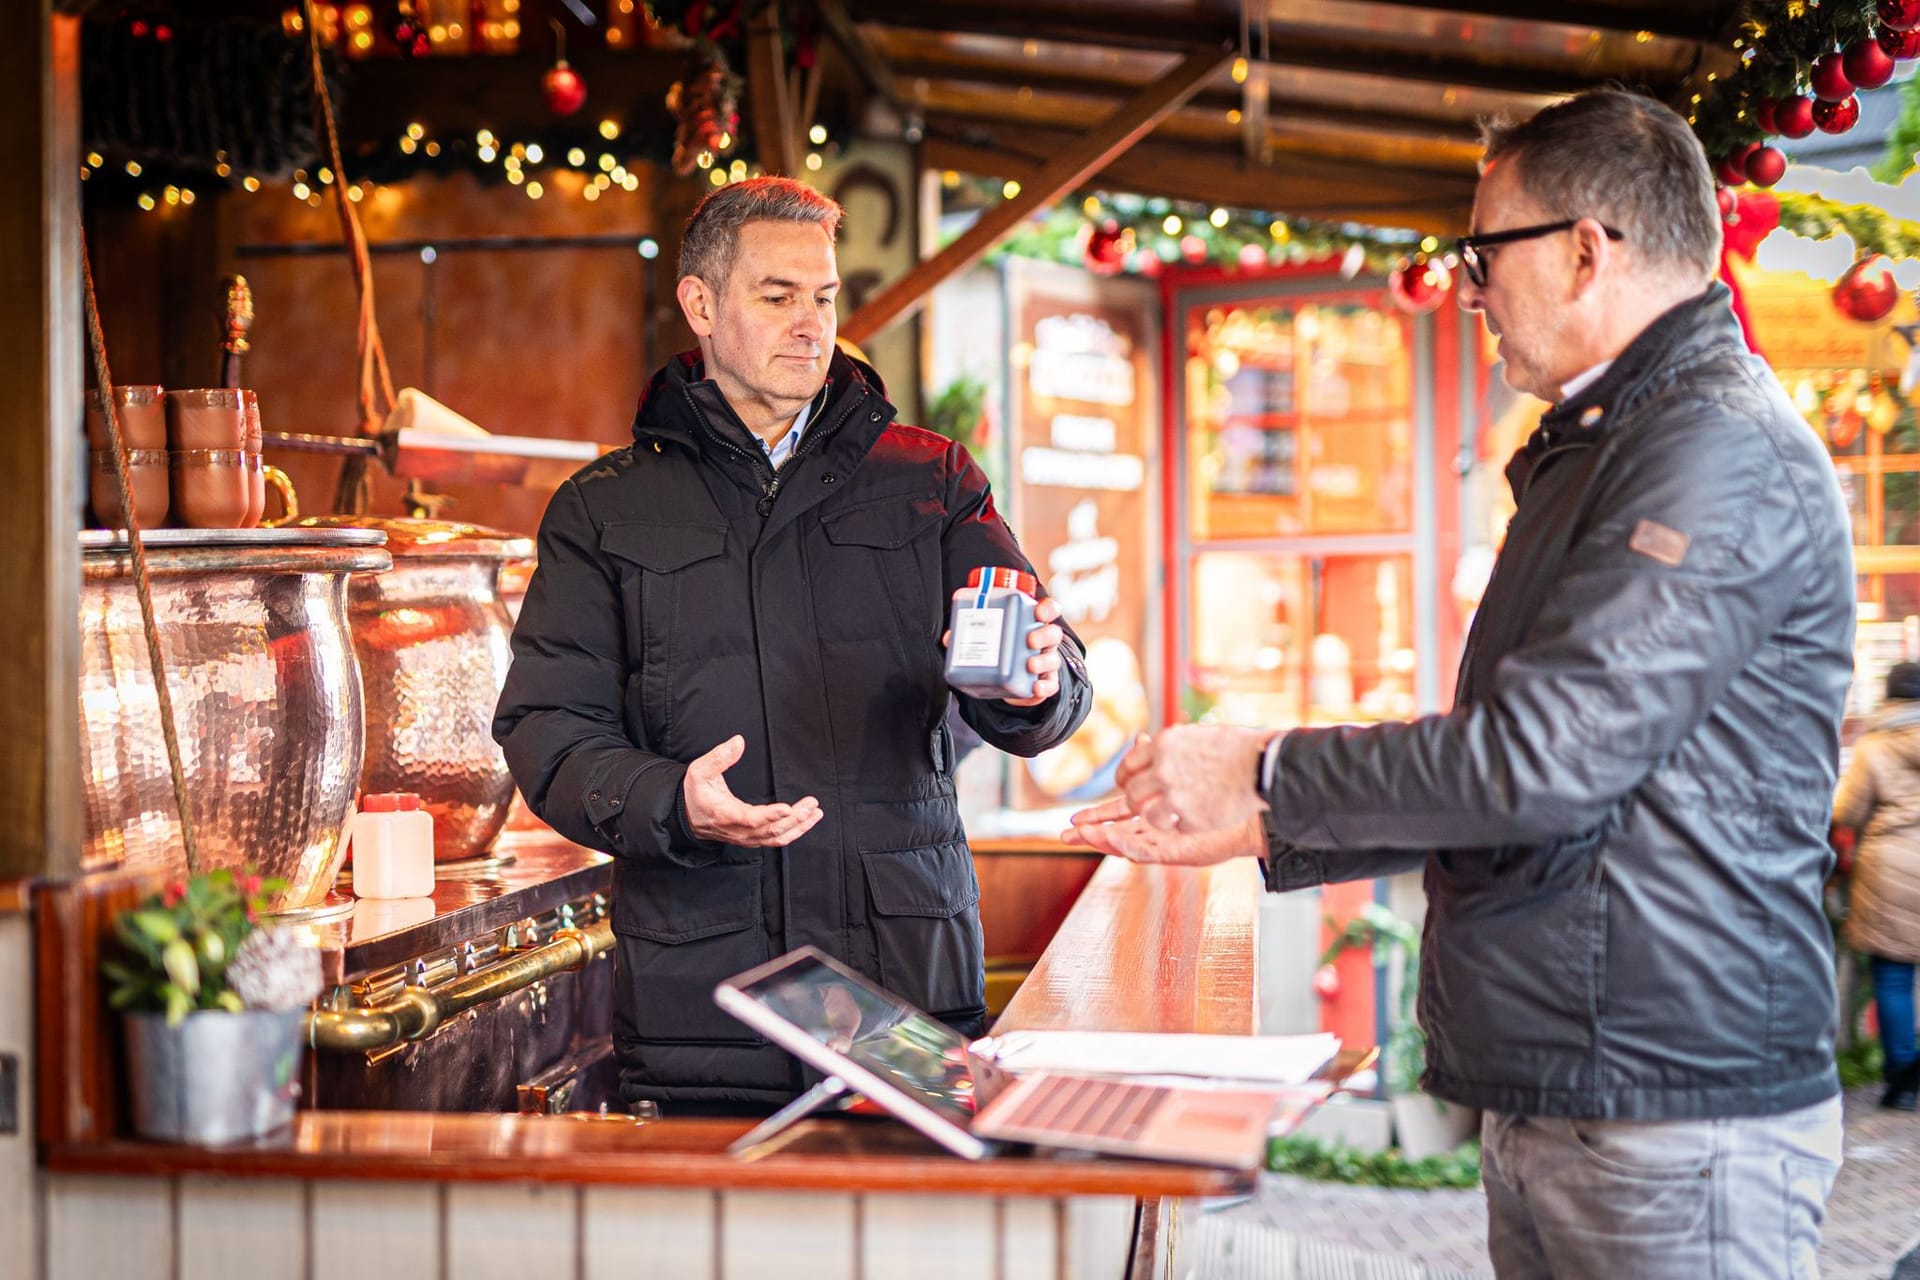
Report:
1745,146,1788,187
541,61,588,116
1388,256,1451,314
1845,37,1898,89
1811,53,1855,101
1715,155,1749,186
1716,186,1738,219
1082,221,1126,275
1815,94,1861,134
1879,0,1920,31
1880,25,1920,58
1834,255,1901,323
1312,964,1342,1000
1774,94,1818,138
1179,234,1209,263
1756,97,1780,134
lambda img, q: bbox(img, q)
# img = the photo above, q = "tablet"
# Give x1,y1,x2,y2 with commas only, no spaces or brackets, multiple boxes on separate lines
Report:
713,946,996,1159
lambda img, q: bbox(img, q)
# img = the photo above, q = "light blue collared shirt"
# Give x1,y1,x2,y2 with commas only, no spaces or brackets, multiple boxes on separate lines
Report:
760,400,813,471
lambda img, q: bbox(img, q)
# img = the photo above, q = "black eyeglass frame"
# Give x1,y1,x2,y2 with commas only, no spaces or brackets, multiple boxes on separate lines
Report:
1454,219,1625,287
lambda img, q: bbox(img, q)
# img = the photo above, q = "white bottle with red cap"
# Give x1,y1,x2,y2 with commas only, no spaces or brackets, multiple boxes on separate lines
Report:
350,793,435,899
945,566,1043,700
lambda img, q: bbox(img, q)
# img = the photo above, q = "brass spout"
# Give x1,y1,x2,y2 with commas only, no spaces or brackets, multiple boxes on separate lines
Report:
307,919,612,1054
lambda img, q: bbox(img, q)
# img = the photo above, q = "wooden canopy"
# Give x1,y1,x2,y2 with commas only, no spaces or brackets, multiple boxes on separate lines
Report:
830,0,1741,234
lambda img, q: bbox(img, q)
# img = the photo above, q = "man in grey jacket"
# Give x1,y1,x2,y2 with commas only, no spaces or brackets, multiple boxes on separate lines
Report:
1069,89,1853,1278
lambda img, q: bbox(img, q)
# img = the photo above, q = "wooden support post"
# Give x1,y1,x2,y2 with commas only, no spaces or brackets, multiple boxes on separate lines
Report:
747,6,798,176
841,42,1231,346
0,4,83,881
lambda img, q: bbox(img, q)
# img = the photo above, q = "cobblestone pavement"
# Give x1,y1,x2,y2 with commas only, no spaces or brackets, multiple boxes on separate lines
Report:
1193,1085,1920,1279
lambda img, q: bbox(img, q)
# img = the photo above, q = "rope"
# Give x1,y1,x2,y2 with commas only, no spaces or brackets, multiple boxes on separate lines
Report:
81,237,201,877
303,0,393,514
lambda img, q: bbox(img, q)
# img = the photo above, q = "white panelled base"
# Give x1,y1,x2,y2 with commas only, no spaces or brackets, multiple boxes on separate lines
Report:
39,1176,1163,1280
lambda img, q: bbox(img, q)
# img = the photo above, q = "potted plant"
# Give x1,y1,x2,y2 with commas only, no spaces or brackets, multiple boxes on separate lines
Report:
103,868,323,1144
1322,902,1478,1160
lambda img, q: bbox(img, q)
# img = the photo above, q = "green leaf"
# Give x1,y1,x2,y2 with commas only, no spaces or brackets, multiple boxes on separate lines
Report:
164,987,191,1027
126,910,181,945
213,991,245,1013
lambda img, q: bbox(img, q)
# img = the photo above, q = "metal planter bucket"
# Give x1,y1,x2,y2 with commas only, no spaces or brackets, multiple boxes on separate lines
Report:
123,1008,306,1144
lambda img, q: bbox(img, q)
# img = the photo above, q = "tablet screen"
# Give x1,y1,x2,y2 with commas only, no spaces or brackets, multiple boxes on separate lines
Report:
714,947,984,1150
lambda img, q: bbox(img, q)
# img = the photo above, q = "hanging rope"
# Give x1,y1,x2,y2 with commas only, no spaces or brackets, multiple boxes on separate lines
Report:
303,0,394,514
81,236,201,877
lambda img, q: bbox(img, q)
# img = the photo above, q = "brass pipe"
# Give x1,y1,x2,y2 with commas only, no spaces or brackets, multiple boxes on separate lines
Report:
307,919,612,1054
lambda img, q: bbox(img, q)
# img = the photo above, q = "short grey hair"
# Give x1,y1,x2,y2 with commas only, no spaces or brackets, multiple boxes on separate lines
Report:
1481,89,1721,283
678,177,844,287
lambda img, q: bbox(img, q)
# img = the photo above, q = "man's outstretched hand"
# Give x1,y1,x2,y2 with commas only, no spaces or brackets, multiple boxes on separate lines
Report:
1063,797,1264,866
682,735,822,846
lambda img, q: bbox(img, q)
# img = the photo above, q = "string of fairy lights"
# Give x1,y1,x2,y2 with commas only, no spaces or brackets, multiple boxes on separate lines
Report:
86,114,846,214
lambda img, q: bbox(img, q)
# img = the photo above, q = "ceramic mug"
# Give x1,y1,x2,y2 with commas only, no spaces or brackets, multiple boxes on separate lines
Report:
88,449,170,529
85,386,167,451
171,448,251,529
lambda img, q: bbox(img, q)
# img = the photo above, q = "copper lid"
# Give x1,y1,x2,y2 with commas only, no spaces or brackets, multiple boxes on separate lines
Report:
291,516,533,561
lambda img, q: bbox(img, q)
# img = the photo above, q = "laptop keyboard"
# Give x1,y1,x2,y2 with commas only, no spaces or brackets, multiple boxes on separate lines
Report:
992,1075,1171,1143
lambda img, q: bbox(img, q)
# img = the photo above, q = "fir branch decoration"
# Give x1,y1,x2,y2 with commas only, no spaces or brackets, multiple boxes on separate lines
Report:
1775,188,1920,257
1874,74,1920,184
1688,0,1878,162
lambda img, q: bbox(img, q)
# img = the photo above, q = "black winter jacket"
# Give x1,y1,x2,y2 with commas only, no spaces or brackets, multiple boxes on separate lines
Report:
1261,287,1853,1120
494,350,1090,1108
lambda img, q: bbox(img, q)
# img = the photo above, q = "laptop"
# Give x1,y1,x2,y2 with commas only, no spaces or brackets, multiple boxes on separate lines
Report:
713,946,1330,1169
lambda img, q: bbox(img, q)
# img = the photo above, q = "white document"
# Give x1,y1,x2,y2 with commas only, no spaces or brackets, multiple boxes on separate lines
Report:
971,1030,1339,1086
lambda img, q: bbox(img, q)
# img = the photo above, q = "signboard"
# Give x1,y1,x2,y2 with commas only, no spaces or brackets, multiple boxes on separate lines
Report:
1004,259,1159,809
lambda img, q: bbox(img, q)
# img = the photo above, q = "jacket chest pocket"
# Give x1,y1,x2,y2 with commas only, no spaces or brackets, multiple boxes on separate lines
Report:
819,495,945,648
601,522,729,751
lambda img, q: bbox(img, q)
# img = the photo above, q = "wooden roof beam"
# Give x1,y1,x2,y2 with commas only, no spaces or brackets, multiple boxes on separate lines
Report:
748,5,799,175
884,56,1484,144
841,42,1233,344
854,0,1652,97
1356,0,1729,43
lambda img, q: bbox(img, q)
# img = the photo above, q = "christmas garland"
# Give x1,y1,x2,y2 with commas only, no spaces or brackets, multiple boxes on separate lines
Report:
1874,72,1920,182
81,20,329,178
1774,187,1920,256
1689,0,1881,162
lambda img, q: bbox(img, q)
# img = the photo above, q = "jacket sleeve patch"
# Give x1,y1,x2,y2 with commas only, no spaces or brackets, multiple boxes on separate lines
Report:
1628,518,1690,567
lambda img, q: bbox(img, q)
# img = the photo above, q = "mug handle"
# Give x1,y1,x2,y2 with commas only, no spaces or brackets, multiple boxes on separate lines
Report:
260,466,300,526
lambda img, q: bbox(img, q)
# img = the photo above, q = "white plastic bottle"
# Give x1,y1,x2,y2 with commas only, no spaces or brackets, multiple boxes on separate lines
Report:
350,793,435,899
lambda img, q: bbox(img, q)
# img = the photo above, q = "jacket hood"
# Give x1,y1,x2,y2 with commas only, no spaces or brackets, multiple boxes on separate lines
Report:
1866,700,1920,767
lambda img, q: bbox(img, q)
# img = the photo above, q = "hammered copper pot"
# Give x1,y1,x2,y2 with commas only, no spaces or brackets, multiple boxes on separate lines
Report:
294,517,534,862
79,529,393,911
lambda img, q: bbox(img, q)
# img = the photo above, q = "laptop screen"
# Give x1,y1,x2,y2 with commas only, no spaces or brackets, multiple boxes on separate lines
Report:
714,947,985,1153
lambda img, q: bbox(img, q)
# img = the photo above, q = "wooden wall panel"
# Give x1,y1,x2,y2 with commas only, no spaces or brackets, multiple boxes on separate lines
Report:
1001,1198,1062,1280
719,1190,857,1280
311,1181,443,1280
1063,1196,1135,1280
44,1174,173,1280
583,1185,718,1280
444,1181,579,1278
177,1176,306,1280
863,1192,997,1280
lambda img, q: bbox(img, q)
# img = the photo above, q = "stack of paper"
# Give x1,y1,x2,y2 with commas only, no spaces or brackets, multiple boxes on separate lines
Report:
971,1030,1339,1088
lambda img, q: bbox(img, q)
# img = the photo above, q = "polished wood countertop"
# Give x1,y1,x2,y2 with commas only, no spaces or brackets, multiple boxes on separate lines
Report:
41,843,1260,1196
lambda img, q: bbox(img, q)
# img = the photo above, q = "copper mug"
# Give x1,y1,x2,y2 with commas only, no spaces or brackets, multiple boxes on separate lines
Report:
172,450,298,529
86,385,167,451
88,449,170,529
166,388,253,451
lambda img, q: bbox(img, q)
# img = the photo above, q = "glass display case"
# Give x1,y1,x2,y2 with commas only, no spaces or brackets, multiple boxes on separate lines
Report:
1173,272,1457,731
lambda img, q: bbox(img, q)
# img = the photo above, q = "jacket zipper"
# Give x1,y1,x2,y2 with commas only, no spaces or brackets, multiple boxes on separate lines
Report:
1518,438,1593,502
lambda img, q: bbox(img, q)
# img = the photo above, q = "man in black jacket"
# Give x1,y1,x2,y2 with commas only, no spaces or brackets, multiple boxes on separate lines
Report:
1069,91,1851,1277
495,177,1090,1113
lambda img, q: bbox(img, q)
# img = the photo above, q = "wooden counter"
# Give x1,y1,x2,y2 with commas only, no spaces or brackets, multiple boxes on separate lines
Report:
37,848,1266,1280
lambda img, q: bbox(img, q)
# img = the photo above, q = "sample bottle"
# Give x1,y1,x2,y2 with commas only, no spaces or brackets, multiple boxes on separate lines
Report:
945,567,1042,700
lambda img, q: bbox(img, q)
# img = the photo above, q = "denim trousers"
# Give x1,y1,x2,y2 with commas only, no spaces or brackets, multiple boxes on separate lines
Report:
1480,1096,1844,1279
1870,956,1918,1069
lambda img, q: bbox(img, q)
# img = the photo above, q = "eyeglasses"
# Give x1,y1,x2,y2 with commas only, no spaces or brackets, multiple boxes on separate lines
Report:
1454,219,1625,288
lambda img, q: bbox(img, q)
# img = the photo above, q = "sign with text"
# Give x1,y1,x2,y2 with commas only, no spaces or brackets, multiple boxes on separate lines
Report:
1005,259,1159,809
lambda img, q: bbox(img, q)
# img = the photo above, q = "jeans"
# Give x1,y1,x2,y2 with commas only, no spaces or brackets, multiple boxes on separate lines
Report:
1871,955,1918,1069
1481,1096,1843,1279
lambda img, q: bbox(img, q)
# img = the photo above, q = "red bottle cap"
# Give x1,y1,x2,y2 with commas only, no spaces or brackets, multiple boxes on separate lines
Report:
360,792,423,812
963,566,1038,598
